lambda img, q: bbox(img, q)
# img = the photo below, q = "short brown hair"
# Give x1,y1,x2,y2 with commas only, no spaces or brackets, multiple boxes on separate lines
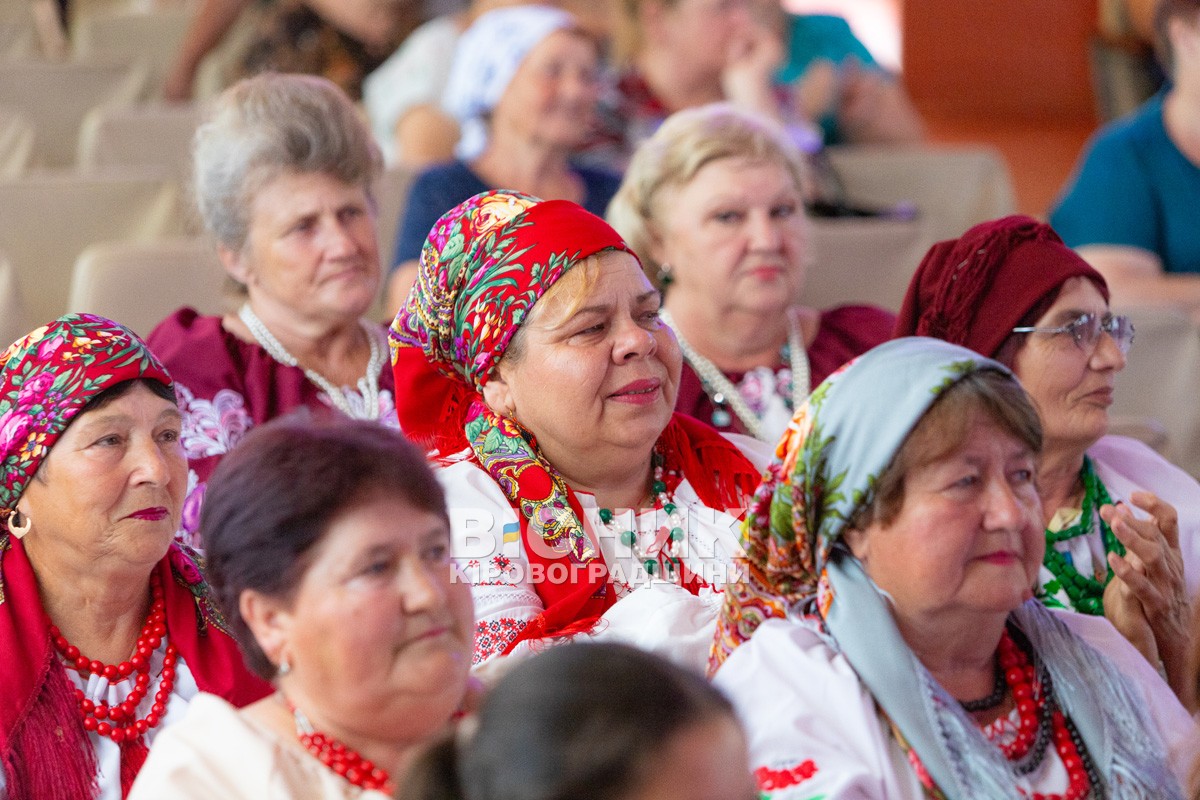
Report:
850,369,1043,531
200,413,446,680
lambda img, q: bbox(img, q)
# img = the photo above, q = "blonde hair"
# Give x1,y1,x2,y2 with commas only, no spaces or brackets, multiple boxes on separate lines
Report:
501,251,607,365
605,103,808,286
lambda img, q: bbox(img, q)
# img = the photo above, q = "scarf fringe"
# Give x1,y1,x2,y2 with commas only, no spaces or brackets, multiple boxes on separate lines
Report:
4,651,98,800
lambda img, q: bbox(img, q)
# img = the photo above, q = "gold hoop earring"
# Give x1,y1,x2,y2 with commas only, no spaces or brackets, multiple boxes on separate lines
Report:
7,510,31,539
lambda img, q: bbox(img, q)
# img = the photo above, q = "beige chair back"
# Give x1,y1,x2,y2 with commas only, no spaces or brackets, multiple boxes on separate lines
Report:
0,58,147,167
67,238,226,337
803,217,924,312
0,250,29,347
373,165,414,270
825,144,1017,252
72,7,193,96
0,18,36,60
1110,306,1200,478
0,169,182,325
77,101,202,185
0,105,33,178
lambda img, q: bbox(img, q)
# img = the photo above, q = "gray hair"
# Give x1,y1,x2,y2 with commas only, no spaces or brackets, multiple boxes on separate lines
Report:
192,72,383,252
605,103,808,286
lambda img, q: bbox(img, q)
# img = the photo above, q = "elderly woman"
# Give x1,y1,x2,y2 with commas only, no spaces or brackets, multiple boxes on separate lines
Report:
405,642,756,800
390,189,762,671
384,4,620,312
148,72,400,549
0,314,269,800
129,416,475,798
710,337,1197,799
607,103,894,443
895,215,1200,699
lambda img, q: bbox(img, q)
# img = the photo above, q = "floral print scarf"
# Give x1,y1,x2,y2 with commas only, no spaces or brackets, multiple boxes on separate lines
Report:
710,337,1177,799
1,314,173,527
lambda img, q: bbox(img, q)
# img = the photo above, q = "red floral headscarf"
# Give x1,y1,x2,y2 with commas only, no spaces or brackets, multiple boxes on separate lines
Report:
391,189,634,392
0,314,172,528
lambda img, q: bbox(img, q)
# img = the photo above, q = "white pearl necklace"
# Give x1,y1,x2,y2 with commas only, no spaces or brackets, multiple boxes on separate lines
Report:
238,304,386,421
660,308,811,441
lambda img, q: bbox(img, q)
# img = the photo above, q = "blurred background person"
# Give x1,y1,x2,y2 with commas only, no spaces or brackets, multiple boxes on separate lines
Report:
384,5,620,312
162,0,462,102
130,416,475,798
607,103,894,443
148,73,401,549
391,190,763,672
748,0,923,146
0,315,269,800
405,642,756,800
1050,0,1200,313
712,337,1195,798
896,215,1199,701
607,0,812,156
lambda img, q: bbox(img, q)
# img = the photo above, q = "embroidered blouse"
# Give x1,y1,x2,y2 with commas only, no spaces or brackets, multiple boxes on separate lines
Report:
147,308,400,548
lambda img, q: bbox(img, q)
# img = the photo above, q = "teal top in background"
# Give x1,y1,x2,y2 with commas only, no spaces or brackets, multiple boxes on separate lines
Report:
775,13,878,85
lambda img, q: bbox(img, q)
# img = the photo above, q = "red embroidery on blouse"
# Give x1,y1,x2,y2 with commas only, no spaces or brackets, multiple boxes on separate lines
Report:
754,760,819,791
473,617,528,664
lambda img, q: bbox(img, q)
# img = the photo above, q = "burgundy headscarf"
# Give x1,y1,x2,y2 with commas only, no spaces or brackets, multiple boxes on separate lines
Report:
0,315,270,799
894,215,1109,357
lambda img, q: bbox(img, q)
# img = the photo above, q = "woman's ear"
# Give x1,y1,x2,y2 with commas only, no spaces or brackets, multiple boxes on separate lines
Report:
239,589,292,670
841,527,870,562
481,372,517,419
217,243,252,287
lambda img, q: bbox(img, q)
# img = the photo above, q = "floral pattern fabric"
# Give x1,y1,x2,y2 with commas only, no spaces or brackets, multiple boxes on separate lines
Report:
147,308,399,548
390,190,646,645
709,338,1010,673
0,314,172,522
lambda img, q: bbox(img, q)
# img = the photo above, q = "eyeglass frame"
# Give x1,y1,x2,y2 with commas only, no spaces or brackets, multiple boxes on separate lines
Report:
1011,311,1135,355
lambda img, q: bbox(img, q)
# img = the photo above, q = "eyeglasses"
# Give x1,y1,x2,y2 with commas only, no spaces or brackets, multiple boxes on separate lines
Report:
1012,312,1135,355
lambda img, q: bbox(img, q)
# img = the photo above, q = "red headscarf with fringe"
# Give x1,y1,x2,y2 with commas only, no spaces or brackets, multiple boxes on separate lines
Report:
391,191,761,646
0,315,270,799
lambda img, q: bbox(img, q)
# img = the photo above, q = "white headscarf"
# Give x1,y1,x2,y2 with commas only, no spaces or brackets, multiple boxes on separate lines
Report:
442,4,577,159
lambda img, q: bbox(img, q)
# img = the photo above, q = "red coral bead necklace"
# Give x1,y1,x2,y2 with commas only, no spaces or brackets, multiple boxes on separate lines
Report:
290,701,395,794
48,570,179,744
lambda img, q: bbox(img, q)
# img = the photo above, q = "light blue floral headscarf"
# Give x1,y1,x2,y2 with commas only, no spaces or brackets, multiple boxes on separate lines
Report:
711,337,1179,799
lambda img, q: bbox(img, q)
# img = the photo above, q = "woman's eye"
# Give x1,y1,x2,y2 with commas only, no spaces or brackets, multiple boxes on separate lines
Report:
771,203,797,219
1011,467,1035,484
950,474,980,490
423,543,450,564
93,434,123,448
712,210,743,224
363,560,392,577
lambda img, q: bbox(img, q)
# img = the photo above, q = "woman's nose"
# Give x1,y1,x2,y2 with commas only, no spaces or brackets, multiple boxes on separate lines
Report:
983,477,1030,530
613,317,657,362
748,211,784,252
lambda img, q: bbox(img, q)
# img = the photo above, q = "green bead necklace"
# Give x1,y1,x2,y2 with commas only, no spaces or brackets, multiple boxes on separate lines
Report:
1041,457,1126,616
597,457,686,581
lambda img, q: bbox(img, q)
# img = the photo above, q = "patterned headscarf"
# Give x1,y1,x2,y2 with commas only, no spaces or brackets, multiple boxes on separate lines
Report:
710,337,1178,799
0,314,173,523
391,190,641,632
894,215,1109,358
392,189,633,391
443,5,579,160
